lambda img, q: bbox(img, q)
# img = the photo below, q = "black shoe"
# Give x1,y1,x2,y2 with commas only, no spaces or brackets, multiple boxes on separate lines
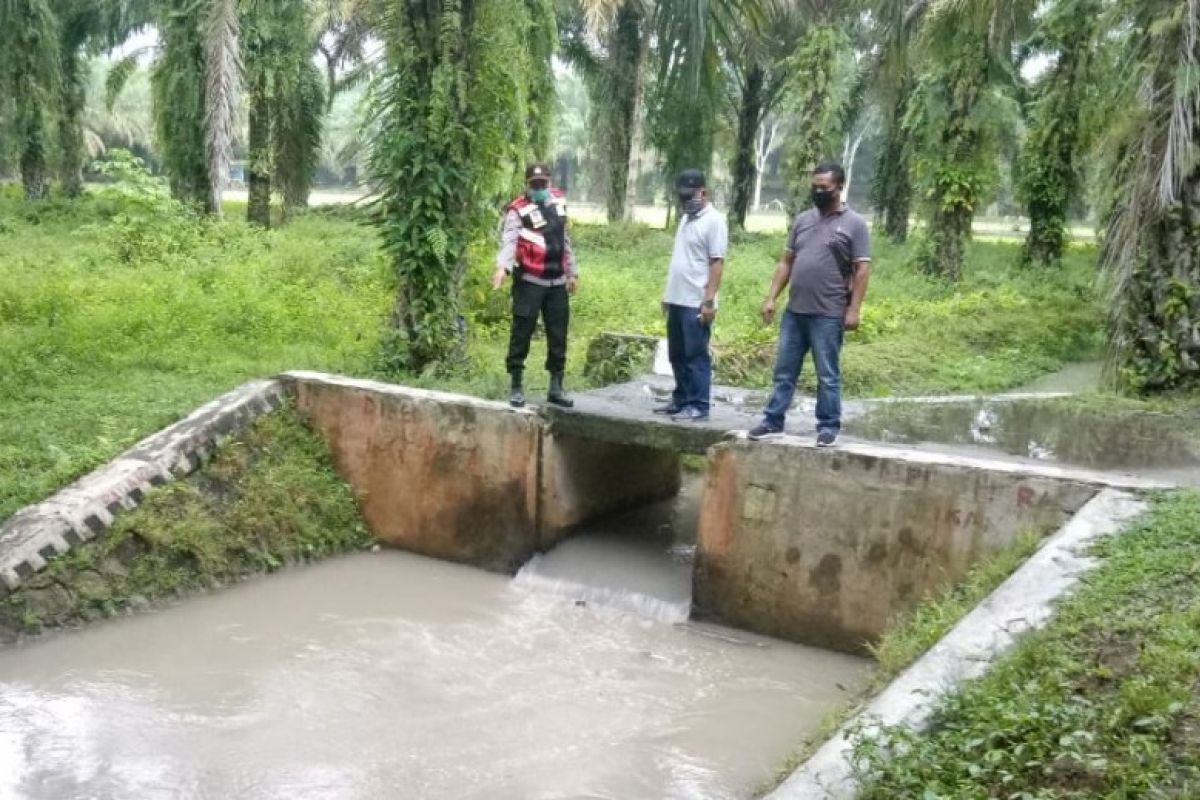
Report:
509,370,525,408
653,403,682,415
547,373,574,408
817,430,839,447
671,406,709,422
748,423,784,441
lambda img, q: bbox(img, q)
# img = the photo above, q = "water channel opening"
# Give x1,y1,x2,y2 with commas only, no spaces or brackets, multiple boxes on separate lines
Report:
515,470,701,624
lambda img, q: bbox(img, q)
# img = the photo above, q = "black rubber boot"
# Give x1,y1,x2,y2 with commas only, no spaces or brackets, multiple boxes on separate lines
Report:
547,372,574,408
509,370,525,408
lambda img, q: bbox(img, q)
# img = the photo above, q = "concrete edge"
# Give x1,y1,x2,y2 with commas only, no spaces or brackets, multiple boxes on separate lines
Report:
0,379,287,595
280,371,539,417
766,488,1148,799
722,433,1176,492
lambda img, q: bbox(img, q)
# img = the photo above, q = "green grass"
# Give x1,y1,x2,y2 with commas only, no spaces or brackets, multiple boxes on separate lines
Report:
760,529,1049,794
0,405,372,637
1,187,1104,520
851,491,1200,799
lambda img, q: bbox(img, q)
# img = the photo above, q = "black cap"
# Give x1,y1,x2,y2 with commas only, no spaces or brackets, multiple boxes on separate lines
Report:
676,169,706,191
525,162,552,181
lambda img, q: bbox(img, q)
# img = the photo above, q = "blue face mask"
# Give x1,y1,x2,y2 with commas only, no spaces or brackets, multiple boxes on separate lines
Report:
530,187,551,204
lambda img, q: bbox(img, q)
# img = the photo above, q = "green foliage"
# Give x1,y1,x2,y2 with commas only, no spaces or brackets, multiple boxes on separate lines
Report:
0,405,372,636
1018,0,1104,268
152,0,211,209
905,0,1033,280
852,491,1200,798
781,23,850,218
1103,0,1200,394
0,188,389,521
0,0,63,200
369,0,554,373
89,149,207,263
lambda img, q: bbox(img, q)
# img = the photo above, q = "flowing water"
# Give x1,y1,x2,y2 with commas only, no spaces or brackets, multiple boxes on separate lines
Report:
0,480,871,800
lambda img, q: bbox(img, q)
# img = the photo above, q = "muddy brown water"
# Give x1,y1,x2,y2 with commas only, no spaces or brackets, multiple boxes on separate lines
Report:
0,481,870,799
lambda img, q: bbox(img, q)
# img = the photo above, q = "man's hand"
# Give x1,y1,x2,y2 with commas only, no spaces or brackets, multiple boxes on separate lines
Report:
567,275,578,295
699,304,717,325
762,299,776,326
492,267,507,290
844,308,861,331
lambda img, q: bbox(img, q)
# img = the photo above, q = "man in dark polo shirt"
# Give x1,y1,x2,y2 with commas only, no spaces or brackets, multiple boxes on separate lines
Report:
748,162,871,446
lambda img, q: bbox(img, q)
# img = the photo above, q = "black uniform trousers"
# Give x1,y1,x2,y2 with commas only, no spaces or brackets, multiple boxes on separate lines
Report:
506,277,570,375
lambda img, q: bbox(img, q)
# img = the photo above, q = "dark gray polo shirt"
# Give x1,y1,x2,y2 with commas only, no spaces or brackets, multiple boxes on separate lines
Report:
785,205,871,316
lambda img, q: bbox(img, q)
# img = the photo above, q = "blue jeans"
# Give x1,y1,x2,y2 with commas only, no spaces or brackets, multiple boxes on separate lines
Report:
666,303,712,413
762,312,844,432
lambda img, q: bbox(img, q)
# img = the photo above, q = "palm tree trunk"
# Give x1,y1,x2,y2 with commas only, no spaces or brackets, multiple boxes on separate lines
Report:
1116,168,1200,391
58,49,87,198
603,4,642,223
730,63,765,231
247,78,272,227
621,30,648,223
873,88,912,243
20,128,50,201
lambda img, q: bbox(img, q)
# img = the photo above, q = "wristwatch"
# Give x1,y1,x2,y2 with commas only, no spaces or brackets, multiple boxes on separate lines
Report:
702,299,715,310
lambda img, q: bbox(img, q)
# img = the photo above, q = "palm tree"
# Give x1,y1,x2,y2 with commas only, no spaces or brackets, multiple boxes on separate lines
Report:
867,0,927,243
53,0,153,197
906,0,1035,279
0,0,62,200
779,0,853,219
567,0,763,223
724,0,804,230
370,0,556,372
1017,0,1105,267
1102,0,1200,392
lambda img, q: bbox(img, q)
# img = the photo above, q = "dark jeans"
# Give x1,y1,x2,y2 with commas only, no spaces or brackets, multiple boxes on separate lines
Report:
506,280,569,375
762,311,844,432
666,303,712,413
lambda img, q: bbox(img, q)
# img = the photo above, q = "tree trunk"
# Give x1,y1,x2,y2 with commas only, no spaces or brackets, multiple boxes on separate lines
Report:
873,89,912,243
1115,167,1200,392
754,119,777,213
20,132,50,201
842,124,867,202
730,63,765,231
603,4,642,223
58,49,87,198
918,56,985,279
622,31,649,223
247,77,272,228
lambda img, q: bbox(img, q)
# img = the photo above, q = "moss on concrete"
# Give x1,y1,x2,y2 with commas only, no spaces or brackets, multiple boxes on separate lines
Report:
0,405,372,642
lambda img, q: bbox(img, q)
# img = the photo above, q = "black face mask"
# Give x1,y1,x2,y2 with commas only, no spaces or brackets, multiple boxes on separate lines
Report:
679,190,704,217
811,188,837,211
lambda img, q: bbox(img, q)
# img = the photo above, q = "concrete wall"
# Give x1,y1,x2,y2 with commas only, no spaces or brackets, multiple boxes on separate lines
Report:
288,374,543,573
693,439,1100,654
286,373,685,572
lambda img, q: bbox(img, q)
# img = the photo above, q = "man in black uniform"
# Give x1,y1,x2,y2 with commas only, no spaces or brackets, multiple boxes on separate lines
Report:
492,163,578,408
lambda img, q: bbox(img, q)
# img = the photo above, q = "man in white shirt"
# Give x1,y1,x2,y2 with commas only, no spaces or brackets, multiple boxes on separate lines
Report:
656,169,729,422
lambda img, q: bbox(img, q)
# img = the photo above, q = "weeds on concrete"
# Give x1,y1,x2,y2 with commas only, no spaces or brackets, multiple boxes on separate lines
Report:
852,491,1200,798
0,406,372,640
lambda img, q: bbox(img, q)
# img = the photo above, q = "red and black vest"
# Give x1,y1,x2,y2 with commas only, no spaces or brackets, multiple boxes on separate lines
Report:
508,189,568,280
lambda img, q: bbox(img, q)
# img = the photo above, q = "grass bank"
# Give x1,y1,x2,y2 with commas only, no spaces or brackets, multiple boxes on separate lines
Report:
0,405,372,642
1,187,1104,519
851,491,1200,799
